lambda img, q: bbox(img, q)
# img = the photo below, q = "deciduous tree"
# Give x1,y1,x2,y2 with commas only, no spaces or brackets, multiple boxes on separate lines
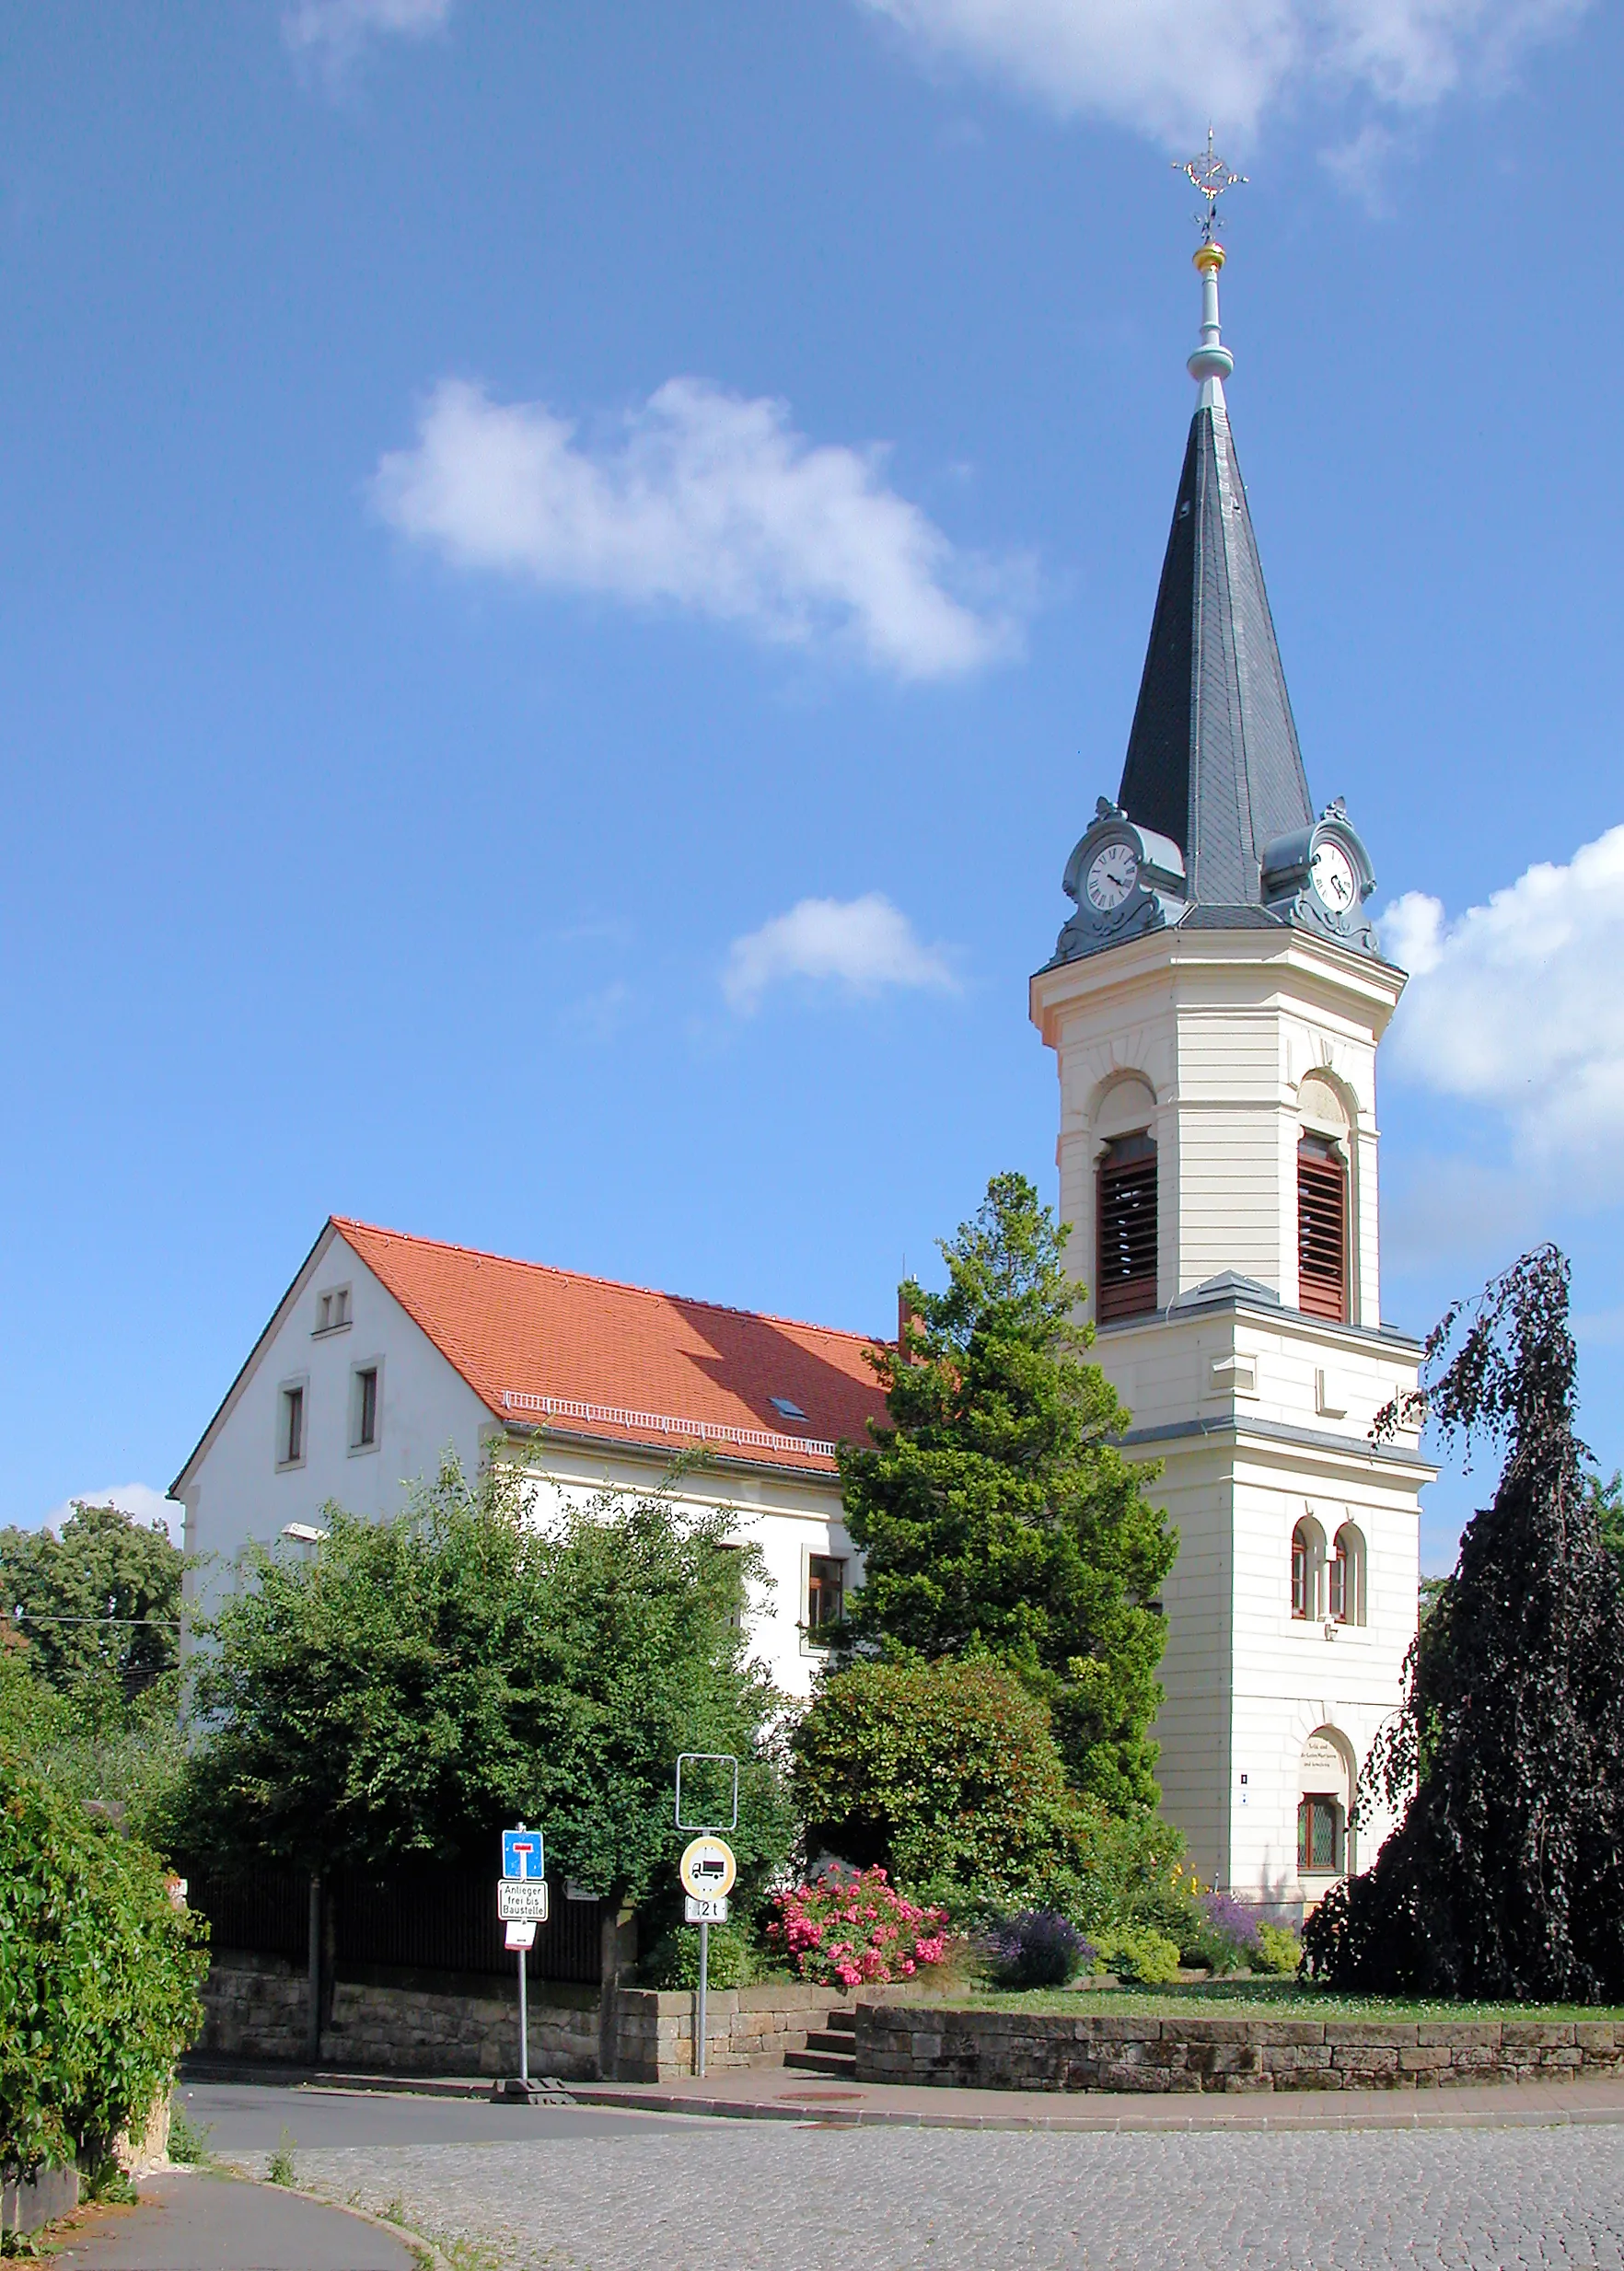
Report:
1305,1246,1624,1999
169,1456,793,1908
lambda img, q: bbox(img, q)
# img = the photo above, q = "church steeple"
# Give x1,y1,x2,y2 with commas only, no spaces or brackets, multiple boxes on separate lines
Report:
1116,240,1313,909
1049,210,1378,968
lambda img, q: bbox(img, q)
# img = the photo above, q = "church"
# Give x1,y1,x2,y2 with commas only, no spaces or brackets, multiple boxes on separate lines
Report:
174,232,1431,1918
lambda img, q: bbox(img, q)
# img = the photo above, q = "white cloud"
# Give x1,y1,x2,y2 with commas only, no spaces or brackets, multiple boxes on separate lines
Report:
33,1484,184,1544
373,377,1023,681
723,894,957,1014
284,0,451,76
1381,824,1624,1188
855,0,1588,143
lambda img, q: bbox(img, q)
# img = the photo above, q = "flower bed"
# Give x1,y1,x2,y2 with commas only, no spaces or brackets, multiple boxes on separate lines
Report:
764,1869,951,1990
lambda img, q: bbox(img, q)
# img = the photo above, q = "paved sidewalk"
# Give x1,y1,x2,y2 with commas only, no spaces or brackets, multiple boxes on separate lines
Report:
574,2066,1624,2131
52,2169,419,2270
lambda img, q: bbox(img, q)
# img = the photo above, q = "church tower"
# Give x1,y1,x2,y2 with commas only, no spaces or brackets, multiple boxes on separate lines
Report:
1030,220,1433,1913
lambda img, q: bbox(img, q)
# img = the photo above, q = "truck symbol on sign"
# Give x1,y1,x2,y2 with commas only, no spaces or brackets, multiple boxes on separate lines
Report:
693,1856,728,1884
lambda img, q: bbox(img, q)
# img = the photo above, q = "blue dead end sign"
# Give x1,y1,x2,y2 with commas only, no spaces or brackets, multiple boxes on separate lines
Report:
503,1824,545,1881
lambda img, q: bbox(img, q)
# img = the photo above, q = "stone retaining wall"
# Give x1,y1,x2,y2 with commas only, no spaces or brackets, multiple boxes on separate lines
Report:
200,1952,934,2081
854,2005,1624,2093
200,1951,599,2079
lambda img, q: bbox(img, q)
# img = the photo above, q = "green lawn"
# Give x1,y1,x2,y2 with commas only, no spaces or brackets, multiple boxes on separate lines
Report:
945,1979,1624,2023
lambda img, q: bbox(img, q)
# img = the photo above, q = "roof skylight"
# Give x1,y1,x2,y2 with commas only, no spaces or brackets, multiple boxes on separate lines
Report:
768,1396,808,1422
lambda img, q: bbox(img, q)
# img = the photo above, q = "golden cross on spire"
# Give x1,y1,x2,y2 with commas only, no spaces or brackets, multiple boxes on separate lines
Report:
1175,128,1247,243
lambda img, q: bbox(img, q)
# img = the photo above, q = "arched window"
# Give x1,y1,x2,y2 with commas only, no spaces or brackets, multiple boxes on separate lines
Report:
1329,1523,1365,1627
1297,1134,1348,1323
1096,1133,1157,1322
1298,1726,1353,1883
1291,1516,1326,1620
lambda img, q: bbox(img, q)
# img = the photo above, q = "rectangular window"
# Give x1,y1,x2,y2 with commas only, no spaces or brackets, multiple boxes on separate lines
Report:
806,1555,845,1636
1096,1134,1158,1324
1297,1796,1342,1873
352,1365,378,1451
279,1385,305,1468
1297,1137,1348,1323
1328,1547,1347,1623
314,1286,351,1336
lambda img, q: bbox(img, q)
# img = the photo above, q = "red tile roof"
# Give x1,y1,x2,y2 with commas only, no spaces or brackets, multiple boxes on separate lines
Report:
333,1218,892,1477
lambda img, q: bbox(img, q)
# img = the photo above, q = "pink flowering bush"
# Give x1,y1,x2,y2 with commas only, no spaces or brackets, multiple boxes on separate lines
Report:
763,1867,951,1990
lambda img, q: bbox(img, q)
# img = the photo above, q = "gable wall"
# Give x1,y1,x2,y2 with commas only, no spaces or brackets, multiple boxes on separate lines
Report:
178,1234,493,1625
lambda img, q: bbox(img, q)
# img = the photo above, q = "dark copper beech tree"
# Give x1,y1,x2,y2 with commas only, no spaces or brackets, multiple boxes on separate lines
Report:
1304,1246,1624,1999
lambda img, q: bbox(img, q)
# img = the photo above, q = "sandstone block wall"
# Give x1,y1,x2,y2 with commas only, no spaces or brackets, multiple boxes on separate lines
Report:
200,1952,948,2082
855,2006,1624,2092
199,1952,599,2079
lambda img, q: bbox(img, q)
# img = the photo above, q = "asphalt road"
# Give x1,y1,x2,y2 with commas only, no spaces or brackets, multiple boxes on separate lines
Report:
177,2079,694,2151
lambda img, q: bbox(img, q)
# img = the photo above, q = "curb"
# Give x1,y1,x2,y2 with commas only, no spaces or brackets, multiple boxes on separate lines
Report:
181,2060,493,2100
568,2083,1624,2136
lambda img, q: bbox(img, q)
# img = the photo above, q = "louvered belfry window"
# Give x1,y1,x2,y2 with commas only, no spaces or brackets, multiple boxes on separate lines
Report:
1096,1133,1158,1323
1297,1135,1348,1323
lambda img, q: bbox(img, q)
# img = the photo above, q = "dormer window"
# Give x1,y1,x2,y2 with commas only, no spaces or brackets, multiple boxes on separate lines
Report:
1096,1132,1157,1323
314,1286,352,1336
1296,1136,1348,1324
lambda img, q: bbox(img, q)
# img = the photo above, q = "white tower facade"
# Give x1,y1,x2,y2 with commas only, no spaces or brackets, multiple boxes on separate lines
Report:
1032,238,1433,1913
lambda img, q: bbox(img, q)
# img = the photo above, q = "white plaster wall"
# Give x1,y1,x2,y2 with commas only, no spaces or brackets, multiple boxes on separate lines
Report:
179,1232,491,1625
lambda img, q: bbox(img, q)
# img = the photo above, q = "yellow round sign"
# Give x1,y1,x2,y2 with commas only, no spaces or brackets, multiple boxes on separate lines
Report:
679,1836,737,1901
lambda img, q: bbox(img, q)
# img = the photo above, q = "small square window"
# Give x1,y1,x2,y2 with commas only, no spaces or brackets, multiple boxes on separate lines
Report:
314,1286,352,1337
278,1384,306,1470
352,1364,379,1451
806,1554,845,1639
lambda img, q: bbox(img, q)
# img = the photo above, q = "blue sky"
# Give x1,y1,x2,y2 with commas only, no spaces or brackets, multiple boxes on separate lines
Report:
3,0,1618,1571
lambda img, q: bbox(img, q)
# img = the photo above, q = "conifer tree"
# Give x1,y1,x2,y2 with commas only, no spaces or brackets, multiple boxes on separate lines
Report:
834,1172,1177,1813
1305,1246,1624,1999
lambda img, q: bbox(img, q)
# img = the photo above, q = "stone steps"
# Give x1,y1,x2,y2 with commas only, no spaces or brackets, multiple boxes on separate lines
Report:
783,2008,856,2078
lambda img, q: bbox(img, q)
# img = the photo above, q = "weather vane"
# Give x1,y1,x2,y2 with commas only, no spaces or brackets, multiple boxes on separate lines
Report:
1174,128,1247,243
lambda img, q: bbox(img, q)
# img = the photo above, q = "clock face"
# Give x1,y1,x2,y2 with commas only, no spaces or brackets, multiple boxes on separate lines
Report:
1310,840,1358,915
1086,840,1139,912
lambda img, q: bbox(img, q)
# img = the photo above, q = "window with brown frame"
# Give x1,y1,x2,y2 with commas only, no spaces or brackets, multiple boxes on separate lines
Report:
1291,1523,1310,1619
806,1555,846,1639
1297,1795,1343,1873
1096,1133,1157,1323
1297,1135,1348,1323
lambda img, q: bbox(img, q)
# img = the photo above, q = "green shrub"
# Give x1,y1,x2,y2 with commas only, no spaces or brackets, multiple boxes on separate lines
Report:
1096,1926,1181,1985
640,1920,758,1990
0,1757,208,2177
1252,1921,1304,1976
791,1657,1184,1931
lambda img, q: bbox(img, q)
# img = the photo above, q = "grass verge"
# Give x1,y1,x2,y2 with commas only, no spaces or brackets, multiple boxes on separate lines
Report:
944,1980,1624,2022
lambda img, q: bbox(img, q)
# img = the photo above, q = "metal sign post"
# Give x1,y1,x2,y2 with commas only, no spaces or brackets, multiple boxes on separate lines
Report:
500,1822,546,2094
518,1941,528,2083
677,1831,737,2080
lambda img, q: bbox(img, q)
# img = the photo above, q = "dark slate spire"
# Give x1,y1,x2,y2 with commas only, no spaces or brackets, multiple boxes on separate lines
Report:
1116,244,1313,908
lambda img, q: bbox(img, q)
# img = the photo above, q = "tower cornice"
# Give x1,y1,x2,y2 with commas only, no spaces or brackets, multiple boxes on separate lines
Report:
1029,921,1407,1054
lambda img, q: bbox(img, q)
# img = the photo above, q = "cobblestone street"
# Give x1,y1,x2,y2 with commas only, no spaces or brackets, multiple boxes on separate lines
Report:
244,2118,1624,2270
